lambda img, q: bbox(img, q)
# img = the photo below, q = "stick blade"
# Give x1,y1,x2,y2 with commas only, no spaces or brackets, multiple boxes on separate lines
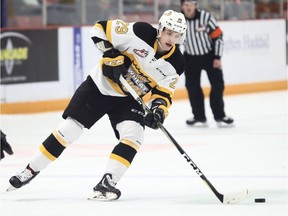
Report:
222,189,248,204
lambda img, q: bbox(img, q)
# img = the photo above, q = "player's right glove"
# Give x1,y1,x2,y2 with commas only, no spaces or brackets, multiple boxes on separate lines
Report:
102,49,126,84
144,99,168,130
1,130,13,160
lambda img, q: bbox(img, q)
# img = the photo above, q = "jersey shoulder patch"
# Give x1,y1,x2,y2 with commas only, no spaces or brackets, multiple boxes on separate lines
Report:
133,22,157,47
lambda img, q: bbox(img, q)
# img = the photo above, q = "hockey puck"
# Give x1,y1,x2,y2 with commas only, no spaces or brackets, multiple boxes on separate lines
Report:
255,198,266,203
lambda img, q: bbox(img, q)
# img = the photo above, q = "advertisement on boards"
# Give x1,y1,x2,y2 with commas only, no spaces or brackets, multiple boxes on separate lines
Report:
0,29,59,85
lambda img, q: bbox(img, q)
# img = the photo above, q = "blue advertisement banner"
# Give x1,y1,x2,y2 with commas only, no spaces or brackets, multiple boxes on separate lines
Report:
73,27,83,91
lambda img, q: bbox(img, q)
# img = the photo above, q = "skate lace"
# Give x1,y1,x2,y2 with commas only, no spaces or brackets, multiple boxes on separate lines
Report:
101,174,116,188
107,175,117,187
16,169,33,182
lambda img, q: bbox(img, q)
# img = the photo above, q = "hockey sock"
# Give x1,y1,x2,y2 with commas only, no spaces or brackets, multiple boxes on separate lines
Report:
106,139,139,182
30,129,68,171
30,118,84,171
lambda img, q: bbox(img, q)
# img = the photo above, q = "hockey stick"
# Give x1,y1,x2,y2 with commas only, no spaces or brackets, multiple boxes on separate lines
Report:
119,76,248,204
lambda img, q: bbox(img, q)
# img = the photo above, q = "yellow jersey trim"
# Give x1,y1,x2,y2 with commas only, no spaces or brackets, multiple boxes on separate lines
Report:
94,23,104,31
106,20,113,44
153,40,176,59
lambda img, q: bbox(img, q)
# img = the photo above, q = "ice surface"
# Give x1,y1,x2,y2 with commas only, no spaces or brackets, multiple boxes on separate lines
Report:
0,91,287,216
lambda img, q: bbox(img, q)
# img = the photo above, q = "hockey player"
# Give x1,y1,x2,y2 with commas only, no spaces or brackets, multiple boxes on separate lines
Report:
7,10,187,201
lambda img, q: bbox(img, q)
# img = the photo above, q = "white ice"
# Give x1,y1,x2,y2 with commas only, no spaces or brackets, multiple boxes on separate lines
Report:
0,90,287,216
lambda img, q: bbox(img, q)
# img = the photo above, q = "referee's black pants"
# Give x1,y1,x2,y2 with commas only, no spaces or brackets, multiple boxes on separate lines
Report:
184,52,226,120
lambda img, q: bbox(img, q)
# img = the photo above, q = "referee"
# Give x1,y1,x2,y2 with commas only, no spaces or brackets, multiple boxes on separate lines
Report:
180,0,234,127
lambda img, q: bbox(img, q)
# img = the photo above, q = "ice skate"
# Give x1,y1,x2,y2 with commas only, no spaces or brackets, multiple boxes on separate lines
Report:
186,118,208,127
7,164,40,192
216,116,234,127
88,173,121,201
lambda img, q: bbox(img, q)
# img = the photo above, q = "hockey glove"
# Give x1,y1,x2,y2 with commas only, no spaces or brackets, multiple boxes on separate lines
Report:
102,49,126,84
144,99,167,129
1,130,13,160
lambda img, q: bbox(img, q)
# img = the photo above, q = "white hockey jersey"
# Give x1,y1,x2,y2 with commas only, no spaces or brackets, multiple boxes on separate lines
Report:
90,19,185,108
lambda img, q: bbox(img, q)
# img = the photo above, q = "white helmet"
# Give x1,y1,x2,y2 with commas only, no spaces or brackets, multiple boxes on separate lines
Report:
158,10,187,44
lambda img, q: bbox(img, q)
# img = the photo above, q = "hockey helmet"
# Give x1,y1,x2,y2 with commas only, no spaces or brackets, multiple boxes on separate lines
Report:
180,0,198,5
158,10,187,44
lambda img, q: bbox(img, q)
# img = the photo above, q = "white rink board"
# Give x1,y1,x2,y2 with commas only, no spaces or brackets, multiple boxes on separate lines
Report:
220,19,286,84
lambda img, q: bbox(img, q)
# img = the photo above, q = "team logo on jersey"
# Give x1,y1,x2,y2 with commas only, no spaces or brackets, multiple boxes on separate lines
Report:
133,49,148,58
124,66,150,95
127,68,149,85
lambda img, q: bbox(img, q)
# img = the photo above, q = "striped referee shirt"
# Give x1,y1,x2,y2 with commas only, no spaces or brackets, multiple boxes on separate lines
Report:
183,9,224,59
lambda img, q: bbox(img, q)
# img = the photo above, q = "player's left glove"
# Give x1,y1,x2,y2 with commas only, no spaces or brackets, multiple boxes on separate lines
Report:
144,99,168,130
102,48,127,84
1,130,13,160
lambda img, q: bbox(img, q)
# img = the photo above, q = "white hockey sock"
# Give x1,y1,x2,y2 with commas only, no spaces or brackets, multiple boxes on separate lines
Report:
105,159,128,183
29,148,52,171
29,117,84,172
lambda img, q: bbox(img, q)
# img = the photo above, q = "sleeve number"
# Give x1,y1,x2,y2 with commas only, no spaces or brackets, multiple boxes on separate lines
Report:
115,20,129,34
169,78,177,89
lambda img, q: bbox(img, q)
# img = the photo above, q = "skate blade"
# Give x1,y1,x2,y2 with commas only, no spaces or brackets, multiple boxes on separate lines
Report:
88,191,118,201
6,185,17,192
187,122,209,127
216,122,235,128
